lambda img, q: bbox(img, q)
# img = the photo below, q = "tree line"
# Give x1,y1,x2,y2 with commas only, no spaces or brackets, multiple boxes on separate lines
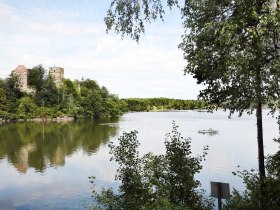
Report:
120,98,206,112
0,65,122,120
0,65,205,121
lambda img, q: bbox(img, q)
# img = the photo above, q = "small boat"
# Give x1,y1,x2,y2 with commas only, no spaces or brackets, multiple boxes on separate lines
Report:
198,128,219,134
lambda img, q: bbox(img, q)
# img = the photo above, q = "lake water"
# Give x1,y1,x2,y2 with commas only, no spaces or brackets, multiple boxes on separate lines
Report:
0,110,278,209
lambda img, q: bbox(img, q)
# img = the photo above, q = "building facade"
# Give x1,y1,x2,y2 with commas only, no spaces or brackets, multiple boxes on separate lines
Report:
11,65,65,92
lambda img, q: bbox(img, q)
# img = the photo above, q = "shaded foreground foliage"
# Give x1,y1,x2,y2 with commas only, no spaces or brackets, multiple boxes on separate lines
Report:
223,143,280,209
90,123,213,210
105,0,280,207
179,2,280,206
89,119,280,209
224,117,280,210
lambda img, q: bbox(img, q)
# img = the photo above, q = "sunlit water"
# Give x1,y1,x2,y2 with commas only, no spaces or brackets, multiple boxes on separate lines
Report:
0,110,278,209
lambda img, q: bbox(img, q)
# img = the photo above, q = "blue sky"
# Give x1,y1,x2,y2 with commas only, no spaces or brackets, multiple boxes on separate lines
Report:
0,0,202,99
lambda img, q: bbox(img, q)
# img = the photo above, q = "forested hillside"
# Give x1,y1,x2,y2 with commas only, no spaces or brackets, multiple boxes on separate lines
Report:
0,65,206,121
0,65,122,120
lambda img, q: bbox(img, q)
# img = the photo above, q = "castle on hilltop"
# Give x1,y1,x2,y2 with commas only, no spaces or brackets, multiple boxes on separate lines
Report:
12,65,64,92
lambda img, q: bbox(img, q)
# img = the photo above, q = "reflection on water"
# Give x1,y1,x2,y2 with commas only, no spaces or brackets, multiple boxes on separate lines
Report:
0,119,119,174
0,111,278,210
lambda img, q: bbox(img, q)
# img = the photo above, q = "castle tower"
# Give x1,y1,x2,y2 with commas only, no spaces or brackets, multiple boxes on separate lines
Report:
49,67,64,87
12,65,28,91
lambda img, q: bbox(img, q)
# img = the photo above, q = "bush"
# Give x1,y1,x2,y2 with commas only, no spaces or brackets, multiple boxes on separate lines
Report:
224,139,280,210
0,110,18,121
90,122,213,210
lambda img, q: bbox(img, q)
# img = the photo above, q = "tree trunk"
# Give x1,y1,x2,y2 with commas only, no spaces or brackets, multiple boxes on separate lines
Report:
256,102,265,180
256,70,266,209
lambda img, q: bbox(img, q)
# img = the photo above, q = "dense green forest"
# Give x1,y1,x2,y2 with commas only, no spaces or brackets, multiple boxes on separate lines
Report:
0,65,205,121
0,65,123,120
120,98,206,112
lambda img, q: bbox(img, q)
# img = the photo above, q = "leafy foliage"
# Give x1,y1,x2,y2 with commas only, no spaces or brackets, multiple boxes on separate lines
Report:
179,0,280,115
106,0,279,205
1,66,205,120
121,97,206,112
179,1,280,205
18,96,38,119
224,155,280,209
90,123,213,209
105,0,180,42
35,75,59,107
224,115,280,209
0,66,124,120
28,65,45,91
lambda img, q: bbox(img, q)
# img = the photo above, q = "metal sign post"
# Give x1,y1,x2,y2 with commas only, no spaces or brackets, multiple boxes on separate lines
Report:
210,182,230,210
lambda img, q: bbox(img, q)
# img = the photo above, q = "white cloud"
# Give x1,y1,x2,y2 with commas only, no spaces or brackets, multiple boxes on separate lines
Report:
0,1,201,99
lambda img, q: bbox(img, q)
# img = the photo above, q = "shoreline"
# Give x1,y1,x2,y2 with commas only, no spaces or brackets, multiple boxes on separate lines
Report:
0,116,74,123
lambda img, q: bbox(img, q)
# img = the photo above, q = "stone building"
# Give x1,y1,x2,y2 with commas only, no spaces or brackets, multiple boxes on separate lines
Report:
12,65,29,92
49,67,64,87
11,65,65,92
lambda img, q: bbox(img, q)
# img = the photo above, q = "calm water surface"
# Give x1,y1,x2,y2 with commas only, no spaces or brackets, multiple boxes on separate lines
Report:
0,110,278,209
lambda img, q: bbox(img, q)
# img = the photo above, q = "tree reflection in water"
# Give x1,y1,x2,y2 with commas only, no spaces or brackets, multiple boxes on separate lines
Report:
0,119,119,174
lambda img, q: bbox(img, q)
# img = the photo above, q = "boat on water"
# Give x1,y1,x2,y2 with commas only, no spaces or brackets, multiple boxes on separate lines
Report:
198,128,219,134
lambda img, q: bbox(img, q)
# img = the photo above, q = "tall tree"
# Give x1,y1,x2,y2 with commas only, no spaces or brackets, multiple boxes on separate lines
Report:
4,74,23,113
35,75,58,107
179,1,279,207
28,65,46,91
105,0,280,208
